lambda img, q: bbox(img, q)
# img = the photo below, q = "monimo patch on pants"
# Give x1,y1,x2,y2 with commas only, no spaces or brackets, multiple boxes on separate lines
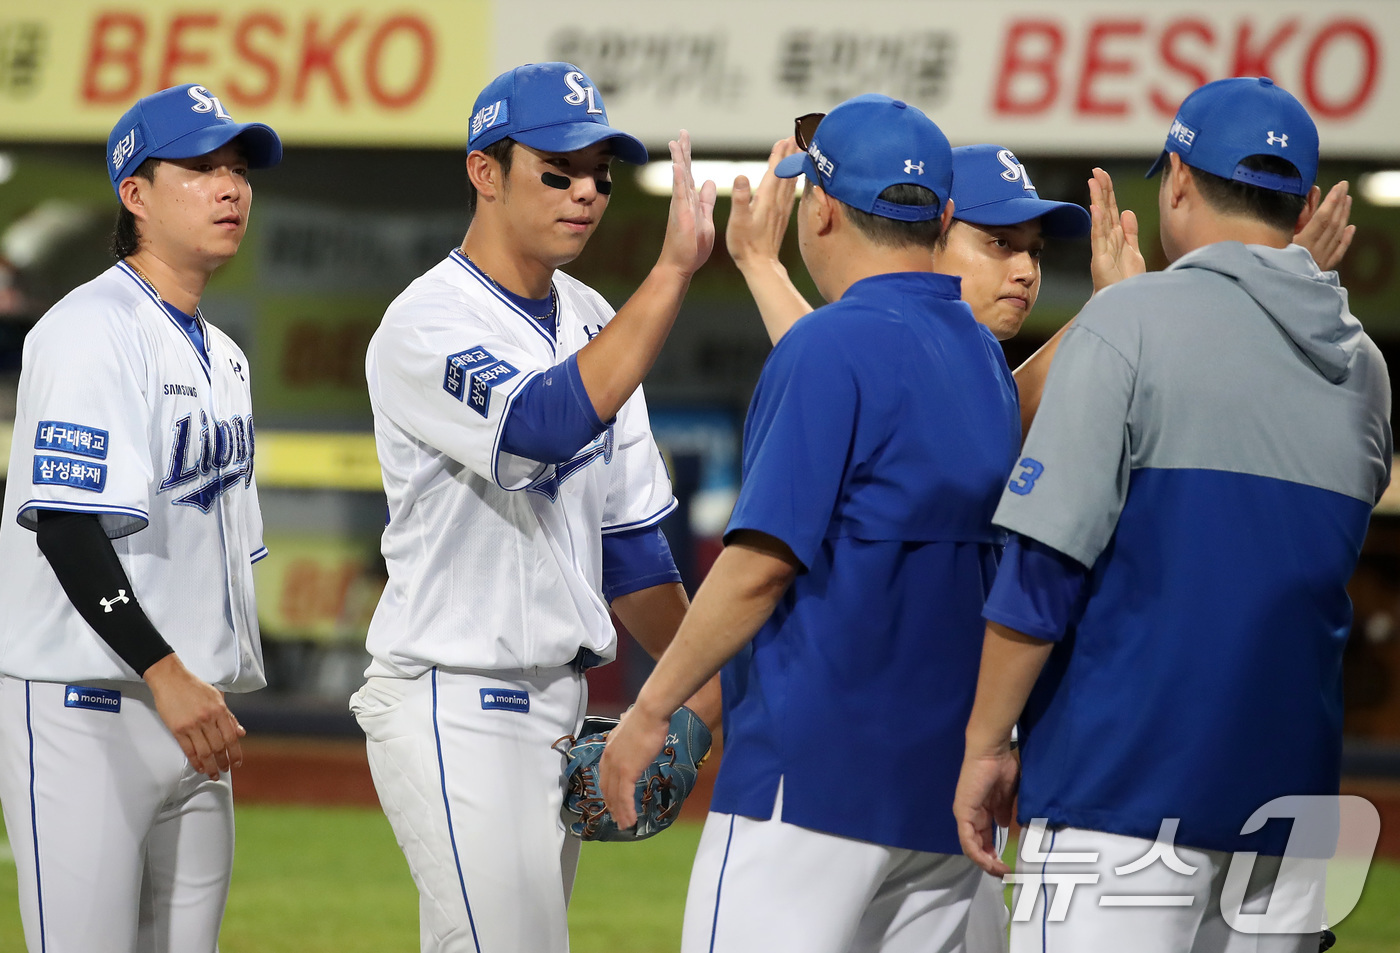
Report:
480,688,529,713
64,685,122,713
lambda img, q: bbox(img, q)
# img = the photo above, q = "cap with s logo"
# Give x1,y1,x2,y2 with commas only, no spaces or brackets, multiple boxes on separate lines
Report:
1146,76,1318,195
106,83,282,198
773,94,952,221
950,144,1090,239
467,62,648,164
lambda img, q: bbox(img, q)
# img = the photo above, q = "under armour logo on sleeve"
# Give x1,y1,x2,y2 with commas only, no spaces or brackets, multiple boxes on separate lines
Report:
100,590,130,612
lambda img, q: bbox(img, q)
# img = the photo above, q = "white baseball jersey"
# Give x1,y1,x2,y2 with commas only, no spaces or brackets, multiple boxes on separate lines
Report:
364,249,675,676
0,262,266,691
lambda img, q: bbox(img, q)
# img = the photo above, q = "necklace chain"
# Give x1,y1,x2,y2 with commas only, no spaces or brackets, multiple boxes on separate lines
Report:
125,259,203,333
125,260,163,305
461,251,558,325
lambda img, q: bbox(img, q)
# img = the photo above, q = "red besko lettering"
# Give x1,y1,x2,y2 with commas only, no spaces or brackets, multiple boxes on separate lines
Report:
1150,19,1214,117
364,16,435,109
78,11,440,114
1231,19,1300,79
295,15,361,105
158,13,218,89
990,14,1385,122
1301,20,1379,119
994,20,1064,116
82,13,145,104
227,14,284,107
1076,19,1143,117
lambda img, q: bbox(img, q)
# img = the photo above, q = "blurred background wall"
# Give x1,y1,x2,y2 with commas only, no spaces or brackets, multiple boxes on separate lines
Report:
2,0,1399,760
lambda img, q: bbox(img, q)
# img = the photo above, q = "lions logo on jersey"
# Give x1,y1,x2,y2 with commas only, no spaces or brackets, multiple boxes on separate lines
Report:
527,425,614,502
159,410,255,512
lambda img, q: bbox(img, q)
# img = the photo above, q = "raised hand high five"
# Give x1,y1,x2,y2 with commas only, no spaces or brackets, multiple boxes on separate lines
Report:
658,130,718,280
1088,167,1145,293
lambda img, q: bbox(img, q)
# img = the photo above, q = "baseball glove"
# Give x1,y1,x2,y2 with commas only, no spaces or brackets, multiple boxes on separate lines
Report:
557,707,712,841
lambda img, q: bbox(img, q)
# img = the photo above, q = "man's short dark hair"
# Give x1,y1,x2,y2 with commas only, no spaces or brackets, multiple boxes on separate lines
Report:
109,157,161,260
838,183,944,250
1187,155,1307,232
466,138,517,219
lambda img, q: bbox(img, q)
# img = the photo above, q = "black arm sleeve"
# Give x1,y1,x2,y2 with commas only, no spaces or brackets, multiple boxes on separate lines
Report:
35,510,174,676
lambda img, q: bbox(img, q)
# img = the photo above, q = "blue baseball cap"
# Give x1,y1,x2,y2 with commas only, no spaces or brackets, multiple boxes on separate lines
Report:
774,94,952,221
106,84,281,198
950,145,1090,239
467,62,648,164
1146,77,1318,195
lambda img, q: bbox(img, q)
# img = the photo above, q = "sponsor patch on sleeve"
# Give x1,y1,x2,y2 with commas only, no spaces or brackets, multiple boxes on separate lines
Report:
64,685,122,713
33,455,107,492
443,347,499,401
466,361,519,417
35,421,109,459
480,688,530,713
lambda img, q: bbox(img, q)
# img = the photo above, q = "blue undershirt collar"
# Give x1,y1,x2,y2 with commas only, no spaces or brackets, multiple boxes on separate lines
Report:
496,284,557,339
162,301,208,361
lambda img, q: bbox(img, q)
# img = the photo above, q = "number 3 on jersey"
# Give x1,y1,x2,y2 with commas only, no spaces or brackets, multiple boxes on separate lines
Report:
1008,457,1044,495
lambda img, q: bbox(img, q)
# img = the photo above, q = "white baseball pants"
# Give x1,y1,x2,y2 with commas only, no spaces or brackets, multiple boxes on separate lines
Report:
1009,826,1325,953
352,664,587,953
0,675,234,953
682,782,1009,953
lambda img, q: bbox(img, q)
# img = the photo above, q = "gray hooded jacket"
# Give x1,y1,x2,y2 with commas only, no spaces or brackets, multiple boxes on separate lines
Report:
987,239,1392,853
997,240,1392,568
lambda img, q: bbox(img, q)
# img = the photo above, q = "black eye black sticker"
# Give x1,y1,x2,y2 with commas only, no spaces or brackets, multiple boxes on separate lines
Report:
540,171,611,195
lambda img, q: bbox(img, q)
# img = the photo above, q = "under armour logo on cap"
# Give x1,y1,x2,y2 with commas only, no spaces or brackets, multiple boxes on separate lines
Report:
1145,77,1318,196
772,93,951,222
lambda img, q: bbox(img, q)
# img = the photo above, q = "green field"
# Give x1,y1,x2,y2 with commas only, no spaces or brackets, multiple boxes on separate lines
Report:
1,805,1398,951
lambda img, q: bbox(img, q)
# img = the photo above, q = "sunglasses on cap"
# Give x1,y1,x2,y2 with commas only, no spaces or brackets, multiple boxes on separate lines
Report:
794,113,824,153
793,112,826,185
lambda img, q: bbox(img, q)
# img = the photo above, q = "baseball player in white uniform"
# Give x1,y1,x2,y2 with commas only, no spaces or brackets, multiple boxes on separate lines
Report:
352,62,721,953
0,84,280,952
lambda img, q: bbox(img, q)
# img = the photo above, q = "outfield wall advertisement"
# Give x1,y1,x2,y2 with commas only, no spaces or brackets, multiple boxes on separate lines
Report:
1,1,1395,155
0,0,491,145
495,1,1400,156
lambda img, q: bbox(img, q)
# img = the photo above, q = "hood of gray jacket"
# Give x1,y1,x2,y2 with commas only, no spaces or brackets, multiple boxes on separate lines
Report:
1171,242,1360,384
